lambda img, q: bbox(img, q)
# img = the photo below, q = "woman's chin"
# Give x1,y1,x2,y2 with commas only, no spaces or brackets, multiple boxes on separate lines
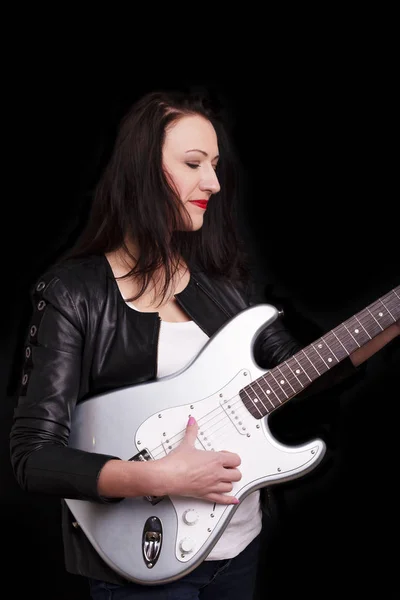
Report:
179,214,205,232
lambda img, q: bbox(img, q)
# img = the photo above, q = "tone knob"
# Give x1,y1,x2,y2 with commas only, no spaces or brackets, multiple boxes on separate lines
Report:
182,509,199,525
179,537,196,554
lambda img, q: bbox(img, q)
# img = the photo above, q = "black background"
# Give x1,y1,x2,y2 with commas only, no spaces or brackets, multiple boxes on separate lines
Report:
1,33,399,599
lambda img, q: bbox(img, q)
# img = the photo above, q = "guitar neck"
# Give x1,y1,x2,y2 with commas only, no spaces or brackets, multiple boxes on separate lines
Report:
241,286,400,418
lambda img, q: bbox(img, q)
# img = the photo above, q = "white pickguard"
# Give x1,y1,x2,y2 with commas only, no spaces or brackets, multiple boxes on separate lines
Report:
66,304,326,584
135,369,322,563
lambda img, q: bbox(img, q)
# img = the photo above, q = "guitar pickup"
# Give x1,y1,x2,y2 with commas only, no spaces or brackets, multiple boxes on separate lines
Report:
129,449,165,505
219,398,248,435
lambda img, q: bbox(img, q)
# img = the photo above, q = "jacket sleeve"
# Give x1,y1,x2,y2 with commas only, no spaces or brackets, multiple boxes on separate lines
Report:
253,314,360,400
9,272,120,502
243,272,362,399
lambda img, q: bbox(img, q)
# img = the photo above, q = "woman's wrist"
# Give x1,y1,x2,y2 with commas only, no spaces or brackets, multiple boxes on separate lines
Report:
97,458,166,499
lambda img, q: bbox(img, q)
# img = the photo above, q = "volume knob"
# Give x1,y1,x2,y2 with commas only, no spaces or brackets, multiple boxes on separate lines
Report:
179,537,195,554
182,509,199,525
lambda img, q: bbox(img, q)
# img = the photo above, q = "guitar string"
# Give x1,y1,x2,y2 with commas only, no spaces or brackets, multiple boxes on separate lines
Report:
149,359,325,459
148,380,299,457
149,326,379,460
149,372,292,458
151,418,248,460
150,399,253,459
149,288,400,459
150,398,249,458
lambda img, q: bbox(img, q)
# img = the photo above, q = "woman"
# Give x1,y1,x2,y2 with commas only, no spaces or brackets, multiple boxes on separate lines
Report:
10,89,399,599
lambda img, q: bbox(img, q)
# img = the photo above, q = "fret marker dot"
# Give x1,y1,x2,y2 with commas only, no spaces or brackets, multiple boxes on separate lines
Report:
354,329,359,333
280,380,285,385
266,390,271,394
296,369,301,374
378,312,383,317
328,358,333,362
254,398,258,403
318,344,323,348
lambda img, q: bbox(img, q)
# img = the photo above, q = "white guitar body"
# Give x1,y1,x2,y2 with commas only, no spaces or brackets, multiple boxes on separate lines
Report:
66,304,326,584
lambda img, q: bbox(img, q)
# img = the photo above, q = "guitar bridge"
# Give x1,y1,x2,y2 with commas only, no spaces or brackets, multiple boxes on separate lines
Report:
129,449,165,505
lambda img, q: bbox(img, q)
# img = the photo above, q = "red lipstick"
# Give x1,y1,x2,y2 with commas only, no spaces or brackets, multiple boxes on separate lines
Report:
189,200,208,210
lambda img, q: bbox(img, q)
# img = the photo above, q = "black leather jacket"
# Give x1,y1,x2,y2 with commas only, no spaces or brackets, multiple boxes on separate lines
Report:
9,254,356,584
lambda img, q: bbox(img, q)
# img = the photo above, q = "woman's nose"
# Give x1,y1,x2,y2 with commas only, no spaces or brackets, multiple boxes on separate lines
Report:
200,168,220,194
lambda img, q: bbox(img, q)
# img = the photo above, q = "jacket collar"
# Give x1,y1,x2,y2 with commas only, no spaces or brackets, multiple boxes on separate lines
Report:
175,271,244,338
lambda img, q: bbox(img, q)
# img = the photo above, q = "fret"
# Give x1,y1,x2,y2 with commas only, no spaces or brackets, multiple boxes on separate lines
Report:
281,360,305,393
267,369,289,399
286,354,313,387
310,337,339,368
357,308,384,338
242,385,265,413
321,331,346,362
250,380,272,411
240,287,399,420
295,351,320,381
379,298,396,323
366,307,384,331
377,287,399,310
274,364,297,395
240,375,282,418
341,323,360,347
303,345,330,376
255,377,281,408
353,314,372,340
240,388,263,418
311,341,332,367
331,327,350,356
334,322,359,354
301,348,322,376
367,299,397,329
342,319,363,346
366,307,384,332
265,386,282,410
261,373,285,404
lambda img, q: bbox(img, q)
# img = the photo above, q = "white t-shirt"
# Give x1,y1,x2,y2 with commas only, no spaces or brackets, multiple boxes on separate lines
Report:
126,302,262,560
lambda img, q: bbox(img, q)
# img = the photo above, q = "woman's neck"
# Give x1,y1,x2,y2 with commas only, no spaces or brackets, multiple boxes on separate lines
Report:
105,248,189,308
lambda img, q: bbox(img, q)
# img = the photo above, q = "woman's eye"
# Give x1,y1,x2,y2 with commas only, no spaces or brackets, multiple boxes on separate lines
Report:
186,163,199,169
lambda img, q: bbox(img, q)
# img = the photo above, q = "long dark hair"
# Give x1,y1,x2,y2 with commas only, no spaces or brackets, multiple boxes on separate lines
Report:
64,88,250,302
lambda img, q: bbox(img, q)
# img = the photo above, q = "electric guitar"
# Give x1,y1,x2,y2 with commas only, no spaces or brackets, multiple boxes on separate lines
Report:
65,285,399,585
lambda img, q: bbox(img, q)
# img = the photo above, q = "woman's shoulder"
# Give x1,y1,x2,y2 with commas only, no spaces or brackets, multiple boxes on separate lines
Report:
26,254,112,333
37,253,106,280
31,254,110,301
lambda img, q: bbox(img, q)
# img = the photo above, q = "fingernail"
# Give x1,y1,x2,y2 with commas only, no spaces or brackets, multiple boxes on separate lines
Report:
187,416,195,426
232,498,240,504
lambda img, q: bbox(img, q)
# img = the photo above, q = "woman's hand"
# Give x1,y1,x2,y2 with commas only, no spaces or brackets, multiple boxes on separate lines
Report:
154,417,242,505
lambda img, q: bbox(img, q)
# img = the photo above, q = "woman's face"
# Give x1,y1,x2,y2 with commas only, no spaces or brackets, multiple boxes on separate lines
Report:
162,114,221,230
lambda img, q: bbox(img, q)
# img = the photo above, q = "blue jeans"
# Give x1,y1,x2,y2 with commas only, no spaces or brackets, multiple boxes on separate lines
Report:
89,534,261,599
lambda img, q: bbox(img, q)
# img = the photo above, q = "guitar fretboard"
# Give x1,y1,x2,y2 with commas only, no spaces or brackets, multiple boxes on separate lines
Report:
240,286,400,418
